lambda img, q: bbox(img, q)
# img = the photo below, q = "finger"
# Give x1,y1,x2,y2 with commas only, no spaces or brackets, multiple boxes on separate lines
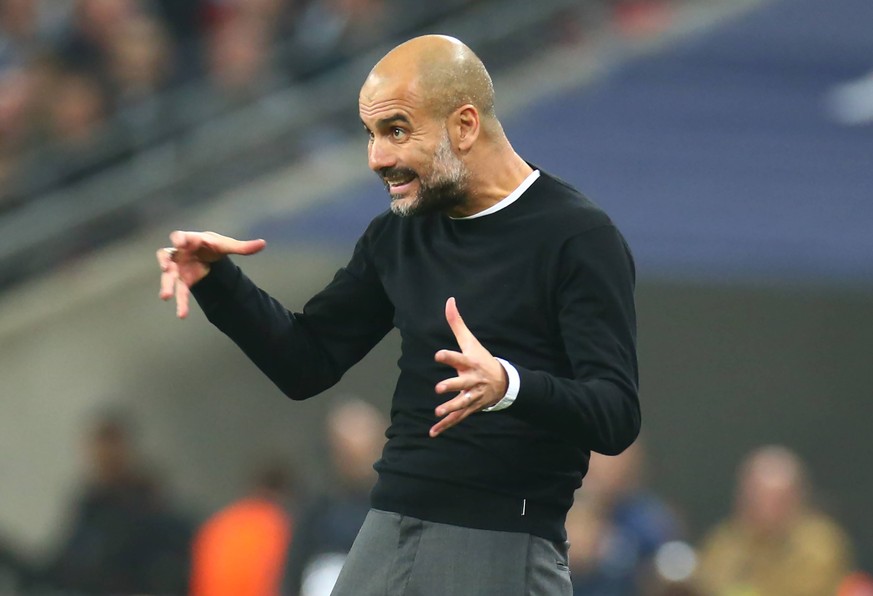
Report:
435,388,479,417
430,408,472,437
156,249,176,300
156,247,171,269
159,270,176,300
170,230,204,253
445,297,477,350
434,349,472,371
179,231,267,257
175,277,190,319
212,236,267,255
435,374,477,395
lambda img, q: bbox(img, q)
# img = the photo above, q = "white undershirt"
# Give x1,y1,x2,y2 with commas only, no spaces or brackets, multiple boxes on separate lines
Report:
452,169,541,411
451,169,541,220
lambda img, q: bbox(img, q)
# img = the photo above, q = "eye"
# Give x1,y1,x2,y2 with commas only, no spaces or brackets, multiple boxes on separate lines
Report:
391,127,406,140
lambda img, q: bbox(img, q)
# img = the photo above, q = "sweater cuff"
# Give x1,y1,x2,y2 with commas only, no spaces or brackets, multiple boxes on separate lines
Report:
483,358,520,412
189,257,240,312
504,365,549,418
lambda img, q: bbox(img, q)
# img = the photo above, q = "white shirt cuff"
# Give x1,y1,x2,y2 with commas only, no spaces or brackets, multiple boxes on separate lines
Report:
483,358,520,412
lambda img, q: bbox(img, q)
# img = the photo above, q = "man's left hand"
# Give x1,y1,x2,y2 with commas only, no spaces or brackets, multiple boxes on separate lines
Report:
431,297,508,437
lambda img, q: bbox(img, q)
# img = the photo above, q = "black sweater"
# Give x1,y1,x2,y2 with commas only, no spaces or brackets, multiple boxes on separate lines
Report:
192,169,639,541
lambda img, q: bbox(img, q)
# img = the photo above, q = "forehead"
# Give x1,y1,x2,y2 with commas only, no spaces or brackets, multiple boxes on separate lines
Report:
359,74,427,124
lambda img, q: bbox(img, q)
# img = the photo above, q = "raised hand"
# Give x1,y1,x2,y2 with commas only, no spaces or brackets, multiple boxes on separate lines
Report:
156,230,266,319
430,297,508,437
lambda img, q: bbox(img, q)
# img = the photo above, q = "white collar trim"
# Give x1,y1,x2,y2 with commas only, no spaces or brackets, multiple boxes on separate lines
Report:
451,169,541,220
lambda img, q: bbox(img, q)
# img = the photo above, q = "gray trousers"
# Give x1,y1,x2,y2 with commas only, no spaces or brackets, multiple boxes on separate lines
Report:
330,509,572,596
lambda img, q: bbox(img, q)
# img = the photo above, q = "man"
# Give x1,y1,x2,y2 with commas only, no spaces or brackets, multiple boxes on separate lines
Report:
284,397,387,596
157,35,639,595
191,459,296,596
47,414,192,594
694,445,853,596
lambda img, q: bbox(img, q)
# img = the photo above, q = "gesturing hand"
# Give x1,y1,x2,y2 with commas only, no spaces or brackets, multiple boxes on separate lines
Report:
156,230,266,319
430,297,508,437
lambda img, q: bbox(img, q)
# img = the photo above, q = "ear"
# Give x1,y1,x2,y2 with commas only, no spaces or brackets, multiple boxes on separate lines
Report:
449,104,480,152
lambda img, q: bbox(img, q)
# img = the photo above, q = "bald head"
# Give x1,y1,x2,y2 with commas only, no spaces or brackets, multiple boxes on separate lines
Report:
363,35,496,123
736,445,808,533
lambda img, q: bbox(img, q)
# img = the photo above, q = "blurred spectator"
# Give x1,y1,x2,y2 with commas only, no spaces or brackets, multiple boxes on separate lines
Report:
190,457,297,596
694,445,853,596
839,572,873,596
610,0,675,38
289,0,388,78
0,534,35,593
45,411,192,595
283,396,387,596
0,66,32,206
206,12,279,101
106,12,175,143
567,441,683,595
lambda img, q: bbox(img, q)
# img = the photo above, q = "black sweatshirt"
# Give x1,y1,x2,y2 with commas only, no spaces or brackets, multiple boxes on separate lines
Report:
192,169,640,541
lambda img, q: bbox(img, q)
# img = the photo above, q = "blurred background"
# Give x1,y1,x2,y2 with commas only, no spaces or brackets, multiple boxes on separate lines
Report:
0,0,871,594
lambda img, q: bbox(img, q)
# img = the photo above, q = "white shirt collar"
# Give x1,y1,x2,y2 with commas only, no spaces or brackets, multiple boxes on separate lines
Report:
451,169,541,220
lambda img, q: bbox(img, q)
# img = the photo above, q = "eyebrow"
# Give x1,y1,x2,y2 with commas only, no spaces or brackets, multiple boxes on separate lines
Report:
363,113,412,130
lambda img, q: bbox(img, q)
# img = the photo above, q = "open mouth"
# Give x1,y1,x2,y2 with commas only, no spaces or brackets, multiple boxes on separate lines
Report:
385,173,416,189
384,173,417,196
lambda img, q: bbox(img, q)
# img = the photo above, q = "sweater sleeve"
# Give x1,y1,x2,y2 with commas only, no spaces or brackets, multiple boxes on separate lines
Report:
190,230,395,401
506,225,640,454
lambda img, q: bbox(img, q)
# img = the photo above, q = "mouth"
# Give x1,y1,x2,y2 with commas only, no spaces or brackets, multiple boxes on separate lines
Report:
383,171,417,196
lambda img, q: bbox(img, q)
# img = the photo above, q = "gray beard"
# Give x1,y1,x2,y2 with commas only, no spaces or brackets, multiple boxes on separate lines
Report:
386,133,469,217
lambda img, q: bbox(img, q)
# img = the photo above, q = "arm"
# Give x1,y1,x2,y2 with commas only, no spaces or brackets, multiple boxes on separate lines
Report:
158,230,394,400
508,225,639,454
431,225,639,455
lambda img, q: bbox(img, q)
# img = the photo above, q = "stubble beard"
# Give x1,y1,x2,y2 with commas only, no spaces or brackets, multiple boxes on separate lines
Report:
386,133,469,218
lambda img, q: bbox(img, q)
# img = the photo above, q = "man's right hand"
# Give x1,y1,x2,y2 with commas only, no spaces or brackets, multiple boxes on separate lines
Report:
156,230,266,319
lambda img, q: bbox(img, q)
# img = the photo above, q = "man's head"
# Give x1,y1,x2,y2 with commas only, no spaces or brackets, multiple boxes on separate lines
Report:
87,413,135,485
326,396,386,490
735,445,808,535
359,35,500,217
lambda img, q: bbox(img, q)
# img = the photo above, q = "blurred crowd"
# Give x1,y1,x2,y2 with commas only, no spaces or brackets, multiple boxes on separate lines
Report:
2,400,872,595
0,0,682,212
0,0,489,209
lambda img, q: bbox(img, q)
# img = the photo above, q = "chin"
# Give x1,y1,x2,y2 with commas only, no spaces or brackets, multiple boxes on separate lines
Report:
389,196,419,217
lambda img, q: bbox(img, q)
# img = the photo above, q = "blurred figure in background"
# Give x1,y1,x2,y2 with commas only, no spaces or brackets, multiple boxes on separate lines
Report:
106,12,174,139
45,411,192,595
283,396,387,596
191,457,298,596
567,441,682,595
289,0,388,78
0,534,35,593
838,572,873,596
694,444,853,596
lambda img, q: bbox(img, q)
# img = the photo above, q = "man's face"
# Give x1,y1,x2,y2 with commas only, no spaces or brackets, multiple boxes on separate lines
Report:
384,128,469,217
360,77,470,217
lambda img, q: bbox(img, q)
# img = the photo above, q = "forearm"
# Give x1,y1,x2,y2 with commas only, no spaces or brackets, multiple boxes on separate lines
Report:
503,225,639,453
192,257,393,399
508,367,639,454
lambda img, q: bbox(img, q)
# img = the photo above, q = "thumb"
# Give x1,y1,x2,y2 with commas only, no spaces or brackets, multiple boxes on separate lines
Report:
201,231,266,256
445,297,475,350
229,238,267,255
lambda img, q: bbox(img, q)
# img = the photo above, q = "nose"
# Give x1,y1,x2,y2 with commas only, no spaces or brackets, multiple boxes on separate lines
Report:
368,137,397,173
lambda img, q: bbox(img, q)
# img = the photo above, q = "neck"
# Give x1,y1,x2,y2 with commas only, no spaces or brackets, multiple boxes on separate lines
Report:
447,145,533,218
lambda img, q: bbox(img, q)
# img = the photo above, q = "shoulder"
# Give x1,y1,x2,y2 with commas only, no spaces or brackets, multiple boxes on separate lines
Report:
523,169,616,236
795,512,852,550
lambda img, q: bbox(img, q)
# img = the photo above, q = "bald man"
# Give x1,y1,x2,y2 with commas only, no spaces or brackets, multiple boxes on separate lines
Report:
157,35,639,595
